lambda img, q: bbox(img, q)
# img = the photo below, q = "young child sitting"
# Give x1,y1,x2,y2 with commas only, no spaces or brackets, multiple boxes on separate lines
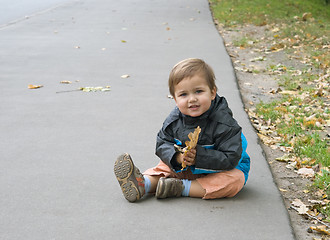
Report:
114,58,250,202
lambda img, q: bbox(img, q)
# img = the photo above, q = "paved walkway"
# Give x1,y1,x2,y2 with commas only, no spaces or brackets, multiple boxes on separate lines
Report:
0,0,295,239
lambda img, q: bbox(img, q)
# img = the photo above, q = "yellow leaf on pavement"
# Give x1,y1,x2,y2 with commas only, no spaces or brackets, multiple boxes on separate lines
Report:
28,84,43,89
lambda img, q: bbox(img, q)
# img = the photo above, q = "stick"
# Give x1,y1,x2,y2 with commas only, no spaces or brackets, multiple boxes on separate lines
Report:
56,89,81,94
290,206,330,228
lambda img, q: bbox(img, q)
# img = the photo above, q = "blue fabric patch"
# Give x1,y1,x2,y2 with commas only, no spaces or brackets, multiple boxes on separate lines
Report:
202,144,215,149
235,133,250,184
174,138,182,146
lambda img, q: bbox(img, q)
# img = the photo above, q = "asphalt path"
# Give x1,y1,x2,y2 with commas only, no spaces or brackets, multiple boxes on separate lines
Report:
0,0,296,239
0,0,70,26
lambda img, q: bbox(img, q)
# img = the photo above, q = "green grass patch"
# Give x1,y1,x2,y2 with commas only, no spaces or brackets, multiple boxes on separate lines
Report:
256,99,284,122
278,76,300,90
233,36,255,48
294,134,330,167
210,0,330,27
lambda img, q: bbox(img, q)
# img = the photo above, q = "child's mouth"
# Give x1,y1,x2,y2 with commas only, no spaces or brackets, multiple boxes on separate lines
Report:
189,105,199,110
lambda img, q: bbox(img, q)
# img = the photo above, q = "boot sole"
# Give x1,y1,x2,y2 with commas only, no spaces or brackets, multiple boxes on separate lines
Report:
114,153,143,202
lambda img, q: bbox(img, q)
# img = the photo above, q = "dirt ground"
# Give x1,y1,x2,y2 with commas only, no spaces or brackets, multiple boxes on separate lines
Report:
215,23,329,240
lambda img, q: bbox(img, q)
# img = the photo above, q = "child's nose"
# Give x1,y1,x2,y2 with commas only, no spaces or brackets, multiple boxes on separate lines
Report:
188,94,197,102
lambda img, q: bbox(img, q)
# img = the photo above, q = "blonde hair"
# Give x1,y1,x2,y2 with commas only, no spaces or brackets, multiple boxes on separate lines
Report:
168,58,217,97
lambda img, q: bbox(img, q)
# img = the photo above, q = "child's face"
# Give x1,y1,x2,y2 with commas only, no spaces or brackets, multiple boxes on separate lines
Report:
173,74,216,117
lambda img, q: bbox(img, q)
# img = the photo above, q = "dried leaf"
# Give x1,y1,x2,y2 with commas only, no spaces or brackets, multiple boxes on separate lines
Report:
302,12,312,21
28,84,43,89
181,126,201,169
280,90,299,95
297,167,315,178
276,154,293,162
292,198,305,207
250,56,266,62
60,81,72,84
271,27,280,32
310,226,330,235
80,86,111,92
297,204,309,215
185,126,201,150
121,40,127,43
292,198,309,215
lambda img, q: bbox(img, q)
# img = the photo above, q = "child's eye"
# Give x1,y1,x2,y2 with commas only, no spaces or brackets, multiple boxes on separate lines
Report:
196,90,203,94
179,93,187,97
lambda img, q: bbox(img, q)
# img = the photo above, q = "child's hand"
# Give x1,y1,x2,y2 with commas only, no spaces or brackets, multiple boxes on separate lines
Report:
177,148,196,167
184,148,196,166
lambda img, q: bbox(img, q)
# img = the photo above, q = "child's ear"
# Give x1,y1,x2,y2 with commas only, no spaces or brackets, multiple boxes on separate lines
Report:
211,87,217,100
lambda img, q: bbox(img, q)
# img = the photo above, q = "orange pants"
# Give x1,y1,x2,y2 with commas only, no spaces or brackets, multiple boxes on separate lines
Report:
143,161,245,199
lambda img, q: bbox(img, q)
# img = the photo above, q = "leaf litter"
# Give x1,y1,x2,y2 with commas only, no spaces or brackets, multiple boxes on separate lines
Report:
212,8,329,238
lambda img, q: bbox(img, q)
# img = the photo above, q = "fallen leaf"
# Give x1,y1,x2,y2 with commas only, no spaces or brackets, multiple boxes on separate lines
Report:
310,225,330,235
250,56,266,62
270,43,285,52
292,198,305,207
60,81,72,84
80,86,111,92
271,27,280,32
276,154,294,162
292,198,309,215
297,167,315,178
302,12,312,21
280,90,299,95
28,84,43,89
297,204,309,215
121,40,127,43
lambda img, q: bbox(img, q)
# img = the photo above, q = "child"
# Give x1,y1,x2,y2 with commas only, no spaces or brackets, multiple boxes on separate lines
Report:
114,58,250,202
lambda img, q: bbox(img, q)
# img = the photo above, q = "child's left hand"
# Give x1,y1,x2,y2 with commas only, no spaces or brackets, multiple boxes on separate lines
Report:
183,148,196,166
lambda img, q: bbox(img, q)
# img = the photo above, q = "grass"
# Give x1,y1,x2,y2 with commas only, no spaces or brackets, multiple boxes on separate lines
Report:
233,36,256,48
210,0,330,28
210,0,329,221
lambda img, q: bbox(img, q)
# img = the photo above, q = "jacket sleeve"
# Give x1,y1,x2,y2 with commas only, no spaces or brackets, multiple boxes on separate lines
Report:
195,123,242,171
155,124,178,170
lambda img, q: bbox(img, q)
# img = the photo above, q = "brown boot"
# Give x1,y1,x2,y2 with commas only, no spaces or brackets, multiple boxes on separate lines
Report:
155,177,184,199
114,153,145,202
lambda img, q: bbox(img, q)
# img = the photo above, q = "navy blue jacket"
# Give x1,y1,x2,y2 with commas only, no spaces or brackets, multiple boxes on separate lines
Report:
155,94,250,183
